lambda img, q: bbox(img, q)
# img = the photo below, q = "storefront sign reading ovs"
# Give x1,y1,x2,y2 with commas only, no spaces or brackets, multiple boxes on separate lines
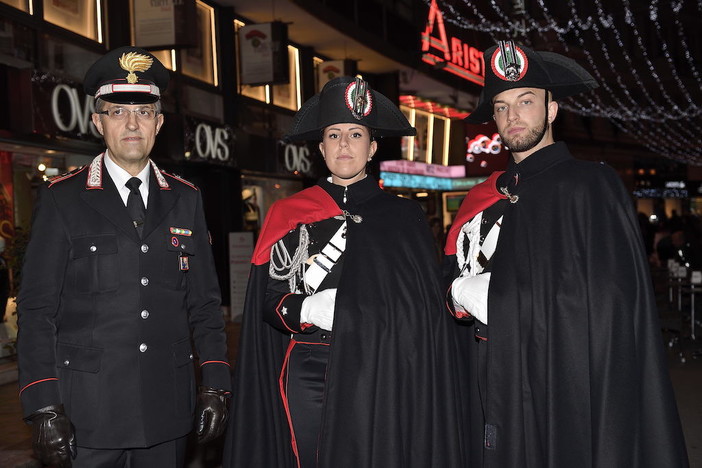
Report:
184,116,234,164
194,122,231,162
283,142,313,176
31,74,101,141
49,83,101,139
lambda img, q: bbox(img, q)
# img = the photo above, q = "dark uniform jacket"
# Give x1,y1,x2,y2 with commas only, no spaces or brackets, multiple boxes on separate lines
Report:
17,153,231,449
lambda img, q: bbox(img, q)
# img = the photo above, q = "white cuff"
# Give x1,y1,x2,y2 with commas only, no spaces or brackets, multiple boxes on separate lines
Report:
300,288,337,331
451,273,491,324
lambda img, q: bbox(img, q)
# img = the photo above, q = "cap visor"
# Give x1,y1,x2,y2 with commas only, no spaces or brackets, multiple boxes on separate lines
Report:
99,92,159,105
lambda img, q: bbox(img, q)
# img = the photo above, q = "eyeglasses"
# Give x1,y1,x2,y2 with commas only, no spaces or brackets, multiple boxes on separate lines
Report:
97,107,159,121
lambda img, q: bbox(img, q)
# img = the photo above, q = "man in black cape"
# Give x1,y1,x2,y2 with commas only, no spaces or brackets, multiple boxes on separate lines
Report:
444,41,689,467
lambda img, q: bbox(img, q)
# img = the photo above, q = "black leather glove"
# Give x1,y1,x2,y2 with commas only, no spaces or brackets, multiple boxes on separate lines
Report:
25,404,76,468
195,386,231,444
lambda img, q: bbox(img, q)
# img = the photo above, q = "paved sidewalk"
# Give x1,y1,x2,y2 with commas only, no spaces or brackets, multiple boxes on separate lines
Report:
0,373,36,468
670,357,702,466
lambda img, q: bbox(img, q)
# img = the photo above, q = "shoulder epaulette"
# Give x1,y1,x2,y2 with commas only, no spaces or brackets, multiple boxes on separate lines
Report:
47,165,88,188
161,170,199,191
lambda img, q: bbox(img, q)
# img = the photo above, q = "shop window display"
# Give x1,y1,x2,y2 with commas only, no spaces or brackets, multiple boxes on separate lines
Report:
43,0,102,43
240,176,303,239
0,0,29,12
180,0,217,86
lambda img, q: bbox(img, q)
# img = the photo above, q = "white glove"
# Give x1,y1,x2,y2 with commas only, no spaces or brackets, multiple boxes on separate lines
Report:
451,273,491,324
300,288,337,331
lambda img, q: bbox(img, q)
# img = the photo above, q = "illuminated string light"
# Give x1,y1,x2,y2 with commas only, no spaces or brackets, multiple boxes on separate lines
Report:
426,0,702,163
561,0,700,160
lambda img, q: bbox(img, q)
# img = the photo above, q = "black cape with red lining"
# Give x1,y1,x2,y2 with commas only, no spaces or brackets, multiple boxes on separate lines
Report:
445,142,688,467
223,177,468,467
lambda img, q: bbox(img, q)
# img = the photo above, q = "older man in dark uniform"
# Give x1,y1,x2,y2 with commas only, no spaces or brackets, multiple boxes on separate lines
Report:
16,47,231,468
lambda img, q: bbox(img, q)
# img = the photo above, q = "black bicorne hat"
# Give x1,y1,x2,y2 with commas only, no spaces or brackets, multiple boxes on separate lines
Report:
284,76,416,142
84,46,169,104
465,41,598,124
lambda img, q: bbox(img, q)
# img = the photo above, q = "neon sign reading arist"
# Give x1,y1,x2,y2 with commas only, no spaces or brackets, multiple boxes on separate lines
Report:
421,0,485,86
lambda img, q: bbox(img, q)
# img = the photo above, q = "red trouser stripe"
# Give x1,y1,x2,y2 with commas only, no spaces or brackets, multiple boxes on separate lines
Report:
279,339,301,468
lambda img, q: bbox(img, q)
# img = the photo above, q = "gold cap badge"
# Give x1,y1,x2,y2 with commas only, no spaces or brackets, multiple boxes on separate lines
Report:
118,52,153,84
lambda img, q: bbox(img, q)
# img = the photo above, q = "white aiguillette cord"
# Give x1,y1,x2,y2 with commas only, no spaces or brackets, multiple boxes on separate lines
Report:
304,221,347,293
457,213,502,277
303,210,363,293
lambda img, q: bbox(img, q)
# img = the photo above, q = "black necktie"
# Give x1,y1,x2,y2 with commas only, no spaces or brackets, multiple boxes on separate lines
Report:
126,177,146,237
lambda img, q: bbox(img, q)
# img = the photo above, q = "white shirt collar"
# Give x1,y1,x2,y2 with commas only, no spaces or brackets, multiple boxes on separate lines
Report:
103,150,151,207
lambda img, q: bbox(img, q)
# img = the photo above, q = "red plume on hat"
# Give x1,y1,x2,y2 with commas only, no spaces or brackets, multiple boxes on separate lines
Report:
465,41,598,124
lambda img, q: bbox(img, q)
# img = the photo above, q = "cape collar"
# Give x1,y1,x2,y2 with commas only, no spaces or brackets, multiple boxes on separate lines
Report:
504,141,573,182
85,152,170,190
444,171,506,256
318,175,381,207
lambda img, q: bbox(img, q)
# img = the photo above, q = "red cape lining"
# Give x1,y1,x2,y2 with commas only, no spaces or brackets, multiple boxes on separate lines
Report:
444,171,506,256
251,185,343,265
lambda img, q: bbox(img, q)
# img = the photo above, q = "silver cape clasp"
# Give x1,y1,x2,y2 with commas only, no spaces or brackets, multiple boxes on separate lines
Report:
334,210,362,223
499,186,519,204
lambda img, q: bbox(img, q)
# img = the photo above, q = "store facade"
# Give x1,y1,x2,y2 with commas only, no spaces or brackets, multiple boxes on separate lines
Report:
0,1,247,333
0,0,495,331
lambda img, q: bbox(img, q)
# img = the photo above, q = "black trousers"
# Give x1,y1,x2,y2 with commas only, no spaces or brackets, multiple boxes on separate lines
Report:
281,332,331,468
471,323,489,466
72,435,188,468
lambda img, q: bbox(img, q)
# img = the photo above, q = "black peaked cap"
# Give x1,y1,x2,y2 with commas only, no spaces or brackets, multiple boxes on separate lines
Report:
84,46,169,104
